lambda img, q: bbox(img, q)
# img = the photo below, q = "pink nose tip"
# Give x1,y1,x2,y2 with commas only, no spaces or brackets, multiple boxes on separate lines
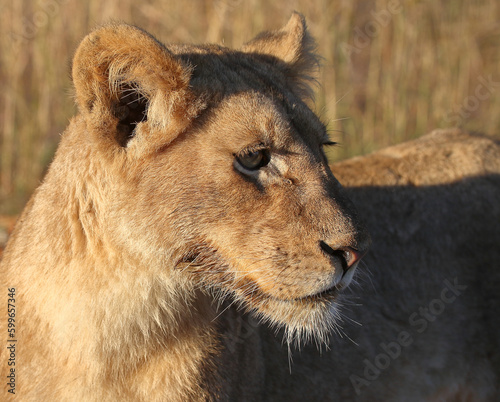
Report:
319,241,368,273
342,247,365,268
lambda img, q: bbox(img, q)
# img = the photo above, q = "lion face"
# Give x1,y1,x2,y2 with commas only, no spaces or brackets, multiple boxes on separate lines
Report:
168,94,369,343
70,14,369,345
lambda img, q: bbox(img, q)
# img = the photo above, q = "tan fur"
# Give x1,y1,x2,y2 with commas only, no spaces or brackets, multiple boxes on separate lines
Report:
1,13,499,401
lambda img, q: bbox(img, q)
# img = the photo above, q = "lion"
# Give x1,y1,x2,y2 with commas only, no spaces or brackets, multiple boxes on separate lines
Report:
1,12,499,401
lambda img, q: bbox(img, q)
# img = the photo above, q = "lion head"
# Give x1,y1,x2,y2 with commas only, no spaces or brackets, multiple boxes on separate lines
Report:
69,12,370,346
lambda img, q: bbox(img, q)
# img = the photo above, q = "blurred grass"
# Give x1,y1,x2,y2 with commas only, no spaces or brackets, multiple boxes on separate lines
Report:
1,0,500,215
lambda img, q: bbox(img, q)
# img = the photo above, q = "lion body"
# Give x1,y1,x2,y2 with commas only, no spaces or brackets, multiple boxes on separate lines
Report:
1,14,499,401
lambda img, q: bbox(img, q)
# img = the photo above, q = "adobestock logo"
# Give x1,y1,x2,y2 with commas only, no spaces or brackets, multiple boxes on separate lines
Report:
10,0,69,50
341,0,402,58
349,277,467,395
444,75,500,126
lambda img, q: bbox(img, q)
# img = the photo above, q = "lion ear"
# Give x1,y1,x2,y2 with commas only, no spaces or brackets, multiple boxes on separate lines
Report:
72,23,197,148
241,12,319,99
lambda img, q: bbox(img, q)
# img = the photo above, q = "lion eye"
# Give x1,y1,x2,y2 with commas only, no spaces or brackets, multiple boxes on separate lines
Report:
236,149,270,171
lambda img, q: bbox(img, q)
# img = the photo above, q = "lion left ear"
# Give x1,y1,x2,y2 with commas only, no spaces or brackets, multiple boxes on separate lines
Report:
241,12,319,99
72,23,200,150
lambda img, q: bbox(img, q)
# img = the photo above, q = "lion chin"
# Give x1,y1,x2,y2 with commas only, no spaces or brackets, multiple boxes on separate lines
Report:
179,245,361,347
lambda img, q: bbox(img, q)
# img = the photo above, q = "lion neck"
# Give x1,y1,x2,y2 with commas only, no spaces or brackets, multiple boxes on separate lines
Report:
67,225,222,399
13,158,222,400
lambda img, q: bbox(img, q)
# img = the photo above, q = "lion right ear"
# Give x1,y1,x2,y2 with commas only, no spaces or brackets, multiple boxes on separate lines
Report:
72,23,197,149
241,12,319,100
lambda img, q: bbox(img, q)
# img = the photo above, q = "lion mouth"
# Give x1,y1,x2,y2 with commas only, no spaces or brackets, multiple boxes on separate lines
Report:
176,245,357,305
305,285,338,299
286,284,339,303
283,261,360,303
257,282,341,305
176,246,346,345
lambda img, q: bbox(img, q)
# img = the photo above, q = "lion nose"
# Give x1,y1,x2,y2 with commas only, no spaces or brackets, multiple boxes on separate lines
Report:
319,241,366,273
342,247,365,268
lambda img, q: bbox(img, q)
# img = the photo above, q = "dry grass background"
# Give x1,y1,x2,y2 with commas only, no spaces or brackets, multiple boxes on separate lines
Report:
1,0,500,216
